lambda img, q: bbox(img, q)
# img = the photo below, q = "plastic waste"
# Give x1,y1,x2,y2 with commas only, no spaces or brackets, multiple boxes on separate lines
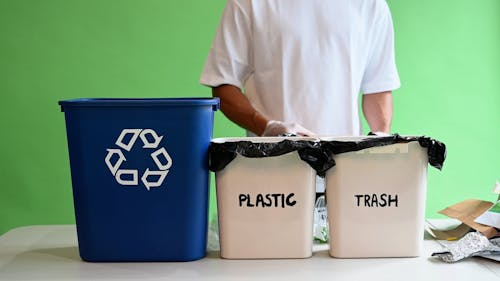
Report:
206,214,220,252
313,195,329,244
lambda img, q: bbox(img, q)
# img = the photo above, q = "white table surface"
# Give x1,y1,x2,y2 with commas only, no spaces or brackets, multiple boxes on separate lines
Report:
0,220,498,281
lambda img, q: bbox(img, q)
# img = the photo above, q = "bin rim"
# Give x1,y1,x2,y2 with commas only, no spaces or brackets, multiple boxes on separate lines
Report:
59,98,220,111
318,135,420,141
211,136,320,144
210,135,422,144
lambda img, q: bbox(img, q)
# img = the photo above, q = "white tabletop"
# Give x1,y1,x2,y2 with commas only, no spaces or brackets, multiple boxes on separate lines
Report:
0,221,498,281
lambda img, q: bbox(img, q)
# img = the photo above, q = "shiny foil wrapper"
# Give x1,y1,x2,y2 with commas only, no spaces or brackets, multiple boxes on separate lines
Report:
432,232,500,263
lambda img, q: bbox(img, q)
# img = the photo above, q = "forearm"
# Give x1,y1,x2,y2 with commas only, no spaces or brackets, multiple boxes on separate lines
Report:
212,84,269,136
362,91,393,134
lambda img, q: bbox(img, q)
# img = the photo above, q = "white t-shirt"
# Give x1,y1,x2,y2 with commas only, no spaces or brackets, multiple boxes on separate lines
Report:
200,0,400,136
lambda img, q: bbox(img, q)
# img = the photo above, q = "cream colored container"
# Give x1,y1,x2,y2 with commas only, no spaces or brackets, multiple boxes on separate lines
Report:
324,137,428,258
212,137,317,259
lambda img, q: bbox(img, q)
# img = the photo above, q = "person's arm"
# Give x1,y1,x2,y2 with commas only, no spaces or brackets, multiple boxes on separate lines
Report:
212,84,269,136
362,91,393,134
213,84,315,136
360,3,398,135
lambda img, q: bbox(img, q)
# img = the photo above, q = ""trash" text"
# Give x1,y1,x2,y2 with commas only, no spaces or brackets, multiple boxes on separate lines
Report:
354,193,398,207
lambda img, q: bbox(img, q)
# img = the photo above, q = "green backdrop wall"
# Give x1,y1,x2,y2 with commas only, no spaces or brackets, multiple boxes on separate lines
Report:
0,0,499,235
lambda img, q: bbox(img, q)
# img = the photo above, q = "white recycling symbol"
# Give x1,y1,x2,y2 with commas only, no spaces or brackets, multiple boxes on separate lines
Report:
104,129,172,191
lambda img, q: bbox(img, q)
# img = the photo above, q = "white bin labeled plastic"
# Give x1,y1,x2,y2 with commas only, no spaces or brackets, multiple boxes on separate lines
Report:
323,136,445,258
209,137,328,259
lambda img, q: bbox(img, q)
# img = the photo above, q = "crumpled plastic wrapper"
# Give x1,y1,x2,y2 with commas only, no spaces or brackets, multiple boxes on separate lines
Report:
313,195,329,243
432,232,500,262
207,214,220,252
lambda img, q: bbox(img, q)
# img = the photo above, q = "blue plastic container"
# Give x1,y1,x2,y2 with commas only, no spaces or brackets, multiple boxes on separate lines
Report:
59,98,219,262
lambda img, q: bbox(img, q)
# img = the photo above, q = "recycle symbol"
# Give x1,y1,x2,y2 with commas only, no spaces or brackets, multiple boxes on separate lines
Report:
104,129,172,191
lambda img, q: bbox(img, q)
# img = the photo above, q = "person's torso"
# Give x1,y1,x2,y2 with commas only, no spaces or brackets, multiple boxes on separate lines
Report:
244,0,384,135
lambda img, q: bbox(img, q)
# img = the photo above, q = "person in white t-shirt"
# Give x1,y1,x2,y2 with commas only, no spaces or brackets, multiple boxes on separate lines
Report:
200,0,400,137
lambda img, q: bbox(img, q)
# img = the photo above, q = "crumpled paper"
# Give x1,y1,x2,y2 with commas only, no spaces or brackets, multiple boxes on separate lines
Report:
431,232,500,262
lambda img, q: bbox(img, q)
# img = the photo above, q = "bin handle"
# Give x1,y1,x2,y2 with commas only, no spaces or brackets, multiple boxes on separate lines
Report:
212,98,220,111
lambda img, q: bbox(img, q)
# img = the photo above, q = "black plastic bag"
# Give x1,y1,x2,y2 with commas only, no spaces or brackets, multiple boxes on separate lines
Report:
209,139,335,176
209,135,446,177
320,134,446,170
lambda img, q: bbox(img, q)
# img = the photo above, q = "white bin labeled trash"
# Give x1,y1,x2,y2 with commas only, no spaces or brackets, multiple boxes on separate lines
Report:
209,137,334,259
322,135,446,258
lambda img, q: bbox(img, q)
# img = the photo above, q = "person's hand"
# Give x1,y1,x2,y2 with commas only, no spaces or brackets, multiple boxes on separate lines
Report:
261,120,315,137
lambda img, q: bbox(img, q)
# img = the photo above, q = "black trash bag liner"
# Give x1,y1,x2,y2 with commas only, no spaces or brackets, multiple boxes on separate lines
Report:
209,139,335,176
320,134,446,170
209,135,446,178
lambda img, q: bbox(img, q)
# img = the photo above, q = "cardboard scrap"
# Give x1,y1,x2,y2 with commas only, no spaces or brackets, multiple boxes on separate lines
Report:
425,221,472,241
438,199,499,239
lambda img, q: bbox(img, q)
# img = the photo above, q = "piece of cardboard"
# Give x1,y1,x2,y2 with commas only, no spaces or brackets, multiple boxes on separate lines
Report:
438,199,499,239
425,222,472,240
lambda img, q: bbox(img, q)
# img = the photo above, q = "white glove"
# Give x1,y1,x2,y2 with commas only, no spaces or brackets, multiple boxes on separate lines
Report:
261,120,315,137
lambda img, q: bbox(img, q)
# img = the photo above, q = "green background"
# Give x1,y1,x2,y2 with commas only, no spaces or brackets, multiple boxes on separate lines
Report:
0,0,499,235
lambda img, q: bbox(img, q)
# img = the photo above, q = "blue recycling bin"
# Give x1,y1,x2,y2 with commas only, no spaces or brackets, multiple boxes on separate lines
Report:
59,98,219,262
